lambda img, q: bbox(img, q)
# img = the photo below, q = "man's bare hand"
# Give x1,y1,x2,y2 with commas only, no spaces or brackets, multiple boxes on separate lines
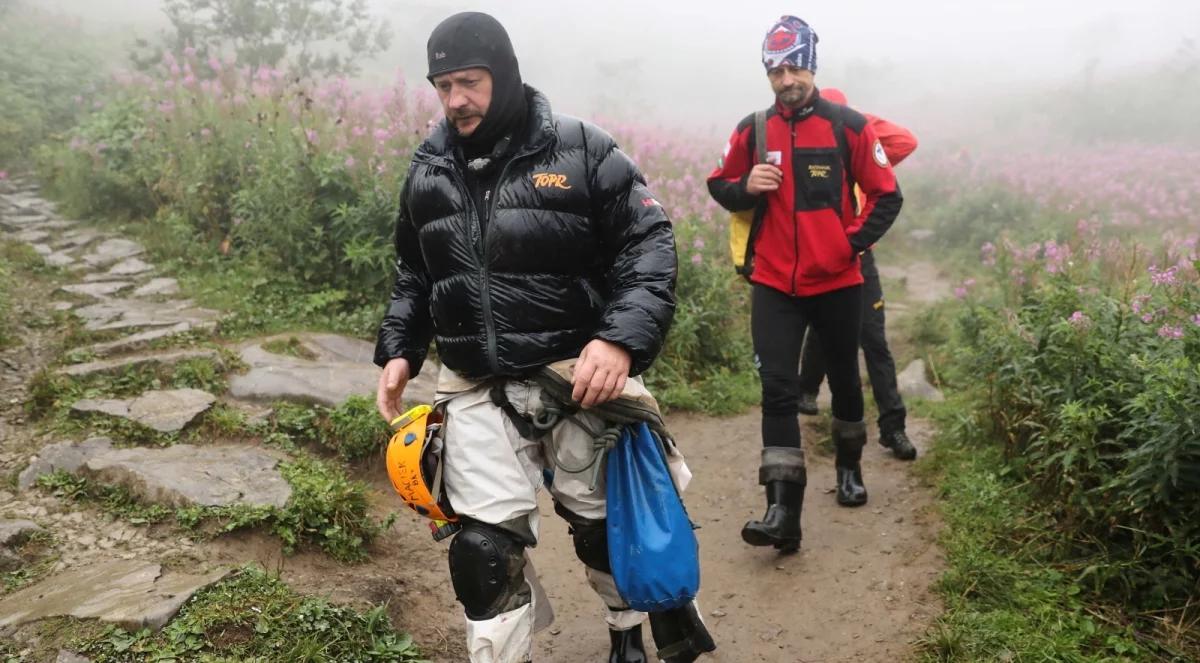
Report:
571,339,632,409
376,357,411,423
746,164,783,194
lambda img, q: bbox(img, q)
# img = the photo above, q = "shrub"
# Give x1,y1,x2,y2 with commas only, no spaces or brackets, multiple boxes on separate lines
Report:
952,233,1200,609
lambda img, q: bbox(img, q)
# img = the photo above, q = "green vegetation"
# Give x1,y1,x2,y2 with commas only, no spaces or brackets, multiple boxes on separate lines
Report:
23,567,427,662
36,452,388,563
0,3,105,166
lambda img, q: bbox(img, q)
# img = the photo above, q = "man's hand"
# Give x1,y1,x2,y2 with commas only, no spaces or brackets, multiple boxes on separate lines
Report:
745,164,783,194
571,339,632,409
376,357,411,423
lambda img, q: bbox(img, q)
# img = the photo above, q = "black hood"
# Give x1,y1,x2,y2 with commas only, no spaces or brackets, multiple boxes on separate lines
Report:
427,12,527,154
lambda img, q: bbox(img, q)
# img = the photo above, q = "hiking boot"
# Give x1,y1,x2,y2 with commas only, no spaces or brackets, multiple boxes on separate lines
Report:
649,602,716,662
833,419,869,507
609,624,648,663
741,480,804,553
881,430,917,461
797,392,819,416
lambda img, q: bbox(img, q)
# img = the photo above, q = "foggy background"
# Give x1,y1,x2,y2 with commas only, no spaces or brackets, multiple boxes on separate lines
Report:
31,0,1200,144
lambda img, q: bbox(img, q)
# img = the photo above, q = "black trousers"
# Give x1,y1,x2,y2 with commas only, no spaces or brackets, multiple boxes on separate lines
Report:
798,250,907,435
752,282,863,449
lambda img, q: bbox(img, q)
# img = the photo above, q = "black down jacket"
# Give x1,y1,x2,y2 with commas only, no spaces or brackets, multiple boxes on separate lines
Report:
373,87,677,380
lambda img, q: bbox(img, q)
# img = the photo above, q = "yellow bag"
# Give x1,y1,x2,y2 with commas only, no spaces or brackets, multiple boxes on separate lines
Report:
729,109,768,275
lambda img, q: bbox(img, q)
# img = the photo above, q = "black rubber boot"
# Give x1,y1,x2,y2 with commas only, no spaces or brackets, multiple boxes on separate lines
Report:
649,601,716,662
741,479,804,553
797,391,819,416
833,419,868,507
881,430,917,461
608,623,648,663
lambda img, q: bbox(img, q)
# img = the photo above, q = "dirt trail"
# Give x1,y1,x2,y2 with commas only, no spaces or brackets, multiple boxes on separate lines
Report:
268,410,945,663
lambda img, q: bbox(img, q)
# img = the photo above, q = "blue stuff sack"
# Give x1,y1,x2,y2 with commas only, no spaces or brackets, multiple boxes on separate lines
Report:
606,422,699,612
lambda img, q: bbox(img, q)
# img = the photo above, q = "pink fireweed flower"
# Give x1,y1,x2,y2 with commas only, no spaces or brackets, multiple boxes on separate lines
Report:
1068,311,1089,328
690,253,703,265
208,57,222,74
1148,265,1178,287
692,238,705,250
980,241,996,266
1158,324,1184,339
200,128,211,138
305,129,318,144
183,46,196,58
0,171,7,180
344,156,356,169
1131,294,1150,314
954,286,968,299
1191,313,1200,326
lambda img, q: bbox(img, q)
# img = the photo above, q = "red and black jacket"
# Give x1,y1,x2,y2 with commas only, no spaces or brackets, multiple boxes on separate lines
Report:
707,90,903,297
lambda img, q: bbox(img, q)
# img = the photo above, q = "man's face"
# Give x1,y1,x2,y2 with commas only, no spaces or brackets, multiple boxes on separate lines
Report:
432,67,493,137
768,65,815,108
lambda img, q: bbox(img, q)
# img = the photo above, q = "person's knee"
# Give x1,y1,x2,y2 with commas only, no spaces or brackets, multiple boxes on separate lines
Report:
556,502,611,573
448,521,531,620
759,368,800,415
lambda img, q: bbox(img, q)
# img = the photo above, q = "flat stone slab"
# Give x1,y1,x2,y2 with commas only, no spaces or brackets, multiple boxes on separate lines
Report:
71,388,216,433
56,348,218,379
18,437,115,490
87,321,215,357
897,359,945,402
132,277,179,297
13,229,49,243
80,238,144,268
104,256,155,277
228,333,435,407
0,520,42,548
73,298,220,332
60,281,134,299
44,251,77,268
0,560,230,635
82,444,292,509
53,228,103,250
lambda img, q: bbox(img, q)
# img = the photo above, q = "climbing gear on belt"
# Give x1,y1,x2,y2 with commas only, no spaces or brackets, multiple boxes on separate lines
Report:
385,404,461,540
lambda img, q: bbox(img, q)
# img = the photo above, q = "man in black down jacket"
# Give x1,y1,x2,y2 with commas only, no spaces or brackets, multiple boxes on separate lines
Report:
373,12,712,663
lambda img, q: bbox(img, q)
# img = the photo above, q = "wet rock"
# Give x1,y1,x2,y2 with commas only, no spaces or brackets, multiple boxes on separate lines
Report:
229,333,436,407
18,437,115,491
897,360,944,402
103,257,154,277
0,520,42,548
72,389,216,433
86,321,215,357
0,560,230,634
72,298,219,332
80,239,144,268
132,278,179,297
56,348,218,379
30,243,52,256
53,229,103,250
13,229,49,243
82,444,291,509
44,252,77,268
59,281,134,299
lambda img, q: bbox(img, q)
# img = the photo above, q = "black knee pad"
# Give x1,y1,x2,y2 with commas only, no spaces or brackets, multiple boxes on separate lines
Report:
448,521,531,620
555,502,611,573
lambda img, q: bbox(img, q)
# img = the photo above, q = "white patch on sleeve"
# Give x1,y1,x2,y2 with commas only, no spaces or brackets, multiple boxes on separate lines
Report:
873,139,889,167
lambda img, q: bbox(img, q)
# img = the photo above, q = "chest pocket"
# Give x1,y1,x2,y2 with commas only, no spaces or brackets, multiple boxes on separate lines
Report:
792,148,843,212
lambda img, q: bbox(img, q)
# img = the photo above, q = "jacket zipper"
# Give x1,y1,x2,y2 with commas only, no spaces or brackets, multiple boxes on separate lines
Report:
789,118,800,296
480,147,540,375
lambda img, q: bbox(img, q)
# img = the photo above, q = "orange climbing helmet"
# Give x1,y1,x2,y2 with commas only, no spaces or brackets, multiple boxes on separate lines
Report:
385,405,458,536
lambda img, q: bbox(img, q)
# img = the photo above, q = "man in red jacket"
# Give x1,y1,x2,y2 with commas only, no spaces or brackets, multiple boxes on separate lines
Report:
796,87,919,463
707,16,903,552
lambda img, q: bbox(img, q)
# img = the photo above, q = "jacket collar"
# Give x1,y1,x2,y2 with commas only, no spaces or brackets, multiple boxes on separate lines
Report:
417,85,555,164
774,87,823,121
